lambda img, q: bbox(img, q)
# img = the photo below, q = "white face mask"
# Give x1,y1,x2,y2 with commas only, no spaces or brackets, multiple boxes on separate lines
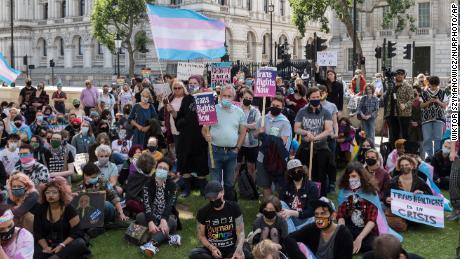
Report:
442,146,450,155
349,178,361,190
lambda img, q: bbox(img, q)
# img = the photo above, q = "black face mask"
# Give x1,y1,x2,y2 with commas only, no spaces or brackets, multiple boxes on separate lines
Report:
74,104,80,109
242,99,252,106
0,225,15,243
270,107,282,116
210,198,223,209
262,210,277,220
365,158,377,166
14,122,21,128
290,170,304,182
147,146,157,152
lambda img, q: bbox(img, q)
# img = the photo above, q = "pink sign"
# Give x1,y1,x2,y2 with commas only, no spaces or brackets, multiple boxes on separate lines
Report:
254,67,277,97
194,92,218,126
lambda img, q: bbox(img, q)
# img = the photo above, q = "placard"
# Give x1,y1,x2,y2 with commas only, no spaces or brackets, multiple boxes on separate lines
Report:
73,153,89,176
194,92,217,126
210,62,232,89
71,192,105,229
254,67,277,97
153,83,172,97
177,62,205,81
317,51,338,67
390,189,444,228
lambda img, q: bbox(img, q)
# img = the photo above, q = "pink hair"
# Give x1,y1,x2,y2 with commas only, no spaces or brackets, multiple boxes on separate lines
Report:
7,173,38,203
39,176,73,206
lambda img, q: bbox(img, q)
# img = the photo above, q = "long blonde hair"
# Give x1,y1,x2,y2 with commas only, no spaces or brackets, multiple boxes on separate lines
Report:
7,173,37,203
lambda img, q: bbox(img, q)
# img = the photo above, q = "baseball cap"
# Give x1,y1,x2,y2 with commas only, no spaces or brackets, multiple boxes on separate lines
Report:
287,159,303,171
204,181,223,199
311,197,336,212
395,68,406,75
72,99,80,105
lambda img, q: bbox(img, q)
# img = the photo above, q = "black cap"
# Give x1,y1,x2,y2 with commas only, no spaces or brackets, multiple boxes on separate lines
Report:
204,180,223,199
310,197,336,213
395,69,406,75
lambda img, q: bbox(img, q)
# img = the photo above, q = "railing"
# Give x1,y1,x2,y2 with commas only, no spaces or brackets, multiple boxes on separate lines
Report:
54,18,64,24
72,17,83,22
220,6,229,12
37,20,47,25
416,28,430,35
379,30,393,37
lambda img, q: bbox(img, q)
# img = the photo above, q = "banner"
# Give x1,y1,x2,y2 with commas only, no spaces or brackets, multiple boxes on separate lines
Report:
194,92,217,126
73,153,89,176
390,189,444,228
254,67,277,97
153,83,172,97
317,51,338,67
71,192,105,229
210,62,232,89
177,62,205,81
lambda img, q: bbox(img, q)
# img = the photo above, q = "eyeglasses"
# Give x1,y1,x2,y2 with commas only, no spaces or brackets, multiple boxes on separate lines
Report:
173,87,182,90
157,167,169,171
45,190,59,195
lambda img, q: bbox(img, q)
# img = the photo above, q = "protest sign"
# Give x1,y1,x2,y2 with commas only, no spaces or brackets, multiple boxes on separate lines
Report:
254,67,277,97
210,62,232,88
73,153,89,176
153,83,172,97
71,192,105,229
177,62,205,81
317,51,338,67
390,189,444,228
194,92,217,126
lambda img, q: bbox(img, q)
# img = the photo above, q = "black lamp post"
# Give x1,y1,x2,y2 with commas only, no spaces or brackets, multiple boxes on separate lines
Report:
10,0,14,68
268,2,274,65
115,34,122,78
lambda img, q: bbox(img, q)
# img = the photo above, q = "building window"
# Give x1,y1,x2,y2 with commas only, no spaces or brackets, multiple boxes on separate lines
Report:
44,3,48,19
247,0,252,11
80,0,85,16
347,48,354,71
97,43,103,55
219,0,226,5
263,35,267,54
418,2,430,28
61,0,66,18
264,0,268,13
78,37,83,55
171,0,182,4
42,40,47,57
60,38,64,56
280,0,285,16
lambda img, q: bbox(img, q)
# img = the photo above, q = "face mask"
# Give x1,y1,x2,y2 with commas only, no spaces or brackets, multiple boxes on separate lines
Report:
57,118,64,123
242,99,252,106
0,225,15,242
81,127,89,135
87,177,98,185
141,97,149,103
401,167,412,174
36,116,44,122
290,170,304,182
361,147,370,154
8,143,17,151
442,147,450,155
315,216,332,230
12,187,26,197
50,140,61,149
155,169,168,180
270,107,282,116
98,157,109,166
14,122,21,128
119,131,126,140
349,178,361,190
221,99,232,108
365,158,377,166
210,198,223,209
74,104,80,108
147,146,157,152
19,153,34,164
31,143,39,150
309,99,321,107
262,210,277,220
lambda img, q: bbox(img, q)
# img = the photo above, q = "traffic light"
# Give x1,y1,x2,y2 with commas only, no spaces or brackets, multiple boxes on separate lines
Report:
316,36,327,51
49,59,55,68
403,43,412,60
374,47,382,59
387,41,396,58
305,43,314,60
23,56,28,66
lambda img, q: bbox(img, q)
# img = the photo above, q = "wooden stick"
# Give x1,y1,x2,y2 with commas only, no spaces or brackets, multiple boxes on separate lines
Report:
308,141,314,181
261,97,266,127
209,142,215,169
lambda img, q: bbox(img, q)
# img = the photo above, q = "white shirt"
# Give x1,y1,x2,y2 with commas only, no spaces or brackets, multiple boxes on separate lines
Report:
0,148,19,175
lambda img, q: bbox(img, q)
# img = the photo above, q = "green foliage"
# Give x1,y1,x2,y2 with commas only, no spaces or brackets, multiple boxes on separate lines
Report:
135,31,149,53
289,0,416,36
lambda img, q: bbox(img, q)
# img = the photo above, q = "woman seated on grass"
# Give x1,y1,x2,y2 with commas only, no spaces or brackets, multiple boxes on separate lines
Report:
0,204,34,259
250,196,288,247
136,155,181,257
34,176,90,259
7,173,39,233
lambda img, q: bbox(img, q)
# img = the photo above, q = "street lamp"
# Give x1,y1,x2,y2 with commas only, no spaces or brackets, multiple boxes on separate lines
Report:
10,0,14,68
115,34,122,78
268,2,274,65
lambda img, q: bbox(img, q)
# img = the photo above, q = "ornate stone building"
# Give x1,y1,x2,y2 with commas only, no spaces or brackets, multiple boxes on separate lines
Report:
0,0,323,85
328,0,452,79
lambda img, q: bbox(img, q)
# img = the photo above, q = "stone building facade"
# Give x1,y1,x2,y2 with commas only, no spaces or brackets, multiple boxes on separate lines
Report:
0,0,323,85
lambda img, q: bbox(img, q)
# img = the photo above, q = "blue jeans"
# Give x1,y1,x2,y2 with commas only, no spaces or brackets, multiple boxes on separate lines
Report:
111,152,126,165
281,201,314,234
209,146,238,201
361,116,376,143
422,121,444,159
104,201,116,222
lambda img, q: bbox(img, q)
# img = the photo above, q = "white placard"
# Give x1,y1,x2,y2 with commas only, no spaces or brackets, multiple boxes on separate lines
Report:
177,62,205,81
153,83,172,97
73,153,89,176
317,51,338,67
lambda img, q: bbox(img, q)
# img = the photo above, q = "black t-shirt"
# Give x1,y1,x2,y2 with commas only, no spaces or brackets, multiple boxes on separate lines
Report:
19,86,36,105
34,204,80,245
196,201,242,256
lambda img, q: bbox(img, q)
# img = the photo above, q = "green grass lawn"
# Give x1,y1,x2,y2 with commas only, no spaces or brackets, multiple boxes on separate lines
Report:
89,189,459,259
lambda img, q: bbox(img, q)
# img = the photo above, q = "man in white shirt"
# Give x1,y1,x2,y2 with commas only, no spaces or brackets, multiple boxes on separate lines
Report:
0,134,20,174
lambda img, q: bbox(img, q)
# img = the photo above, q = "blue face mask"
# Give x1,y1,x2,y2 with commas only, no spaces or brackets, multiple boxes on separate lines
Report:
221,99,232,108
36,115,44,122
87,177,98,185
12,187,26,197
309,99,321,107
155,169,168,180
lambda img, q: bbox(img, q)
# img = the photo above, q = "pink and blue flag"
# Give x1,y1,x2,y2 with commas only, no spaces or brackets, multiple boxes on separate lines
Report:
0,52,20,85
146,4,226,60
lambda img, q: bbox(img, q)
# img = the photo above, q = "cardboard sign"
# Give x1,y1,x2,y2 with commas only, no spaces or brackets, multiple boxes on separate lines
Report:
73,153,89,176
194,92,217,126
391,189,444,228
141,69,151,79
153,83,172,98
210,62,232,89
254,67,277,97
177,62,205,81
317,51,338,67
71,192,105,229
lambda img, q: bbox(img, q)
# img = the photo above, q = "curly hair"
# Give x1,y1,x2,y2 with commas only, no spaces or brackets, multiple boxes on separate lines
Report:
7,173,37,203
39,176,73,206
252,239,282,259
395,155,417,172
338,161,379,193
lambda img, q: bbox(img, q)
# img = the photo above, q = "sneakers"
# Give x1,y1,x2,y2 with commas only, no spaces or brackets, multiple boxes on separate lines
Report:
140,242,159,257
447,212,460,221
168,234,181,246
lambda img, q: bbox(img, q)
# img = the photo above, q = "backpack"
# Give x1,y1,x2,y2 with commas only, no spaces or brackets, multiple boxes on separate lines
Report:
263,142,287,177
238,165,258,200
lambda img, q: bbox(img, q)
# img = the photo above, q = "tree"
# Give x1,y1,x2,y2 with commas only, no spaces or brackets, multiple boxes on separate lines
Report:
289,0,416,74
91,0,155,77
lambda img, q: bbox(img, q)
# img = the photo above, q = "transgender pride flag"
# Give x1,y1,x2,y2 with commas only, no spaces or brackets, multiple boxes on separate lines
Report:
146,4,226,60
0,52,20,85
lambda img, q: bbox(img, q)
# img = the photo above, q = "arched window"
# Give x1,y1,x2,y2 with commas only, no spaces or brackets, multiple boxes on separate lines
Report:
78,37,83,55
60,38,64,56
40,39,47,57
97,43,103,55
